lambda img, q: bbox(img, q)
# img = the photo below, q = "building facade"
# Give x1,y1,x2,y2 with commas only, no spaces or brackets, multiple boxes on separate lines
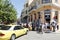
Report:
21,0,60,31
21,0,28,23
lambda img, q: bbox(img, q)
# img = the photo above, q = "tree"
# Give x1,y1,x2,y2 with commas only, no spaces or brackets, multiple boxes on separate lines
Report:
0,0,17,24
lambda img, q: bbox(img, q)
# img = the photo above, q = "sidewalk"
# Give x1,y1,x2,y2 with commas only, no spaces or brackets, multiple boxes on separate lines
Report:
55,30,60,33
44,28,60,33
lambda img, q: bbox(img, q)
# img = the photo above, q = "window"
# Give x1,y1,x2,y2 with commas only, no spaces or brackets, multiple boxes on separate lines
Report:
55,11,58,15
0,26,11,30
42,0,52,4
34,14,36,20
21,15,22,17
53,11,58,22
14,26,23,30
28,16,30,22
36,0,40,6
44,10,51,19
38,12,41,19
26,3,28,7
55,0,58,3
26,10,27,14
55,11,58,19
38,0,40,4
31,15,32,22
44,9,51,14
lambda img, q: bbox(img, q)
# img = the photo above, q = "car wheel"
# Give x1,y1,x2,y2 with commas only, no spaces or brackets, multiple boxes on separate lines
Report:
25,30,28,35
10,35,16,40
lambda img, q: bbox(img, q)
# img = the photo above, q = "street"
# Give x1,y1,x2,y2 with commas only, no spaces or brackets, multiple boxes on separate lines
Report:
16,31,60,40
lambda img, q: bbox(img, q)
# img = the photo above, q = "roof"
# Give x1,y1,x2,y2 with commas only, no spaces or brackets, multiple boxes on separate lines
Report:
5,24,20,27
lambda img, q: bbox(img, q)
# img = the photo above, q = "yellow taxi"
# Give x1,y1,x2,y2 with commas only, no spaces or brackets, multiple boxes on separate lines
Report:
0,25,29,40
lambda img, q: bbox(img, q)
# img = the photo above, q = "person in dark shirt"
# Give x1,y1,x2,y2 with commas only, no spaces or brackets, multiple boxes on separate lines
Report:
36,18,41,32
32,20,35,31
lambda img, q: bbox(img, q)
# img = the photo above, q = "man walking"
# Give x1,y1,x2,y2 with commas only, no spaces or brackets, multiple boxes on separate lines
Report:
36,18,41,33
51,18,57,32
32,20,36,31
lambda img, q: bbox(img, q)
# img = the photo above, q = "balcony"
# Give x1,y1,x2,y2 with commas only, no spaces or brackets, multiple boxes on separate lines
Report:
36,0,52,10
42,0,52,4
28,5,37,13
37,3,52,10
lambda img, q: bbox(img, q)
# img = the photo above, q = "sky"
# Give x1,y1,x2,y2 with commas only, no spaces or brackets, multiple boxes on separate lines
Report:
10,0,25,18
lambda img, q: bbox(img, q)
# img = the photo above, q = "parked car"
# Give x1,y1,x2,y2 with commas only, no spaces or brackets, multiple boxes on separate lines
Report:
0,24,4,30
0,25,29,40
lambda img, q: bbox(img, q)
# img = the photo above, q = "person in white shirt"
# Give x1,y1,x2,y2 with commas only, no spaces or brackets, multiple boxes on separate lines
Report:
51,19,57,32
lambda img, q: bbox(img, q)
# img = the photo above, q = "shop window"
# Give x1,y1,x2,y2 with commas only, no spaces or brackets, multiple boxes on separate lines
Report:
44,9,51,21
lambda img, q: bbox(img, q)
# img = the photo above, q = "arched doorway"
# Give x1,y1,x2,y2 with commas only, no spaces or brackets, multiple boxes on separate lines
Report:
44,9,51,29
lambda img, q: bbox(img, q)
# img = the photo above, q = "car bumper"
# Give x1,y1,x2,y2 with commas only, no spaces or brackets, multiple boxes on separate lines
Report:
0,38,8,40
0,37,9,40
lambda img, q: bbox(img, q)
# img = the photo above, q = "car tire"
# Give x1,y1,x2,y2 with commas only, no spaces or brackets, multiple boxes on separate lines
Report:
25,30,28,35
10,35,16,40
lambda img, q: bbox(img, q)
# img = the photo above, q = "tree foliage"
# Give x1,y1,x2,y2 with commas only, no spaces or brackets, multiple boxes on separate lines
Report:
0,0,17,24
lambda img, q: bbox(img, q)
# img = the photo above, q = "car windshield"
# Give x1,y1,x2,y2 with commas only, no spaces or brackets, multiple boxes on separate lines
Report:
0,26,11,30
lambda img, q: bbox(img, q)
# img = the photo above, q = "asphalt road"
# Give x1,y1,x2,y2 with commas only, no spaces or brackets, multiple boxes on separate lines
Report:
16,31,60,40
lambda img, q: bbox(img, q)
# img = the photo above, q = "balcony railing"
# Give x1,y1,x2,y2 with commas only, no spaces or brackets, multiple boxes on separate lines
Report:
42,0,52,4
28,5,37,12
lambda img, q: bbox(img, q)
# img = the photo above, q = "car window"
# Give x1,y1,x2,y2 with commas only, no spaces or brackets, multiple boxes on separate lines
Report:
0,26,11,30
0,25,4,29
14,26,24,30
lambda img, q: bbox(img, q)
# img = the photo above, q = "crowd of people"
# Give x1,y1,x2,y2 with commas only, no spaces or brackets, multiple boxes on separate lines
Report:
20,18,59,34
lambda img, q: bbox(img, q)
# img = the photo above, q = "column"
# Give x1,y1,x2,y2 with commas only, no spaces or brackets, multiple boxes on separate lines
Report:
41,11,45,23
50,10,55,22
58,11,60,31
50,10,55,31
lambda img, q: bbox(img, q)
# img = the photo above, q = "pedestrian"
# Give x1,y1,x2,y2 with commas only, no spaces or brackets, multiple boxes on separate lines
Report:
57,24,59,30
51,19,57,32
28,22,32,30
26,23,28,28
41,23,46,33
36,20,38,31
39,23,43,34
32,20,35,31
36,18,41,33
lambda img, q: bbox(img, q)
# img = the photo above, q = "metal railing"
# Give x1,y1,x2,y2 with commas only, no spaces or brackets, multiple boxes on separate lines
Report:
42,0,52,4
28,5,37,12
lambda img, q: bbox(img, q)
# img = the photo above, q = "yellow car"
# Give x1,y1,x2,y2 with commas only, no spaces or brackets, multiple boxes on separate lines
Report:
0,25,29,40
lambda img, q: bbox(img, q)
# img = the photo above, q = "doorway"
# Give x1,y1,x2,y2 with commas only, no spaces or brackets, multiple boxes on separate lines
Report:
44,9,51,29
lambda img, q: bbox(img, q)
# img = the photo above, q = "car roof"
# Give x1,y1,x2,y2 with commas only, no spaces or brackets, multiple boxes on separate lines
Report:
5,25,20,27
5,25,21,30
